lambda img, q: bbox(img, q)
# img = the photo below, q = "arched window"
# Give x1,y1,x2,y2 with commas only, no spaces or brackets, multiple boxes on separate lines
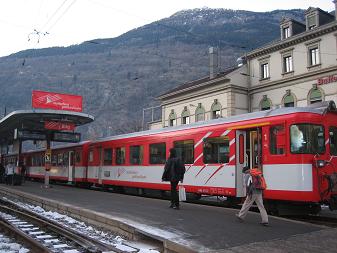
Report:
195,103,205,122
211,99,222,119
168,109,176,127
181,107,190,125
309,87,323,104
260,96,272,111
282,91,295,107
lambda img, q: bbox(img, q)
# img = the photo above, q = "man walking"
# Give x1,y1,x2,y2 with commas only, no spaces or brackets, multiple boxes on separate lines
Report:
236,167,269,226
162,148,185,209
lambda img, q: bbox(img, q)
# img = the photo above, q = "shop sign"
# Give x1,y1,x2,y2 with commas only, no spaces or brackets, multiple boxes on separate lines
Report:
317,75,337,85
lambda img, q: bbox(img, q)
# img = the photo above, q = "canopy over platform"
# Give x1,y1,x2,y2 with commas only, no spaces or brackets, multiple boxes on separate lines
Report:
0,109,94,145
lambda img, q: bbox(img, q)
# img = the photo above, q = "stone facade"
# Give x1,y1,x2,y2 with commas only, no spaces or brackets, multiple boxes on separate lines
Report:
150,4,337,130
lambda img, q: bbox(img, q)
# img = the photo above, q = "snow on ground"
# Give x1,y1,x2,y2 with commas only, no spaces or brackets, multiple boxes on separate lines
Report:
3,197,160,252
0,233,29,253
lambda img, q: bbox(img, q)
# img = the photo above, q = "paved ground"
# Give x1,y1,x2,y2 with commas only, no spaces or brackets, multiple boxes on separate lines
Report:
1,181,337,252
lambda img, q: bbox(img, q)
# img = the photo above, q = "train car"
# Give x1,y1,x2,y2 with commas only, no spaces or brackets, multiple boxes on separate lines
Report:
86,102,337,213
23,141,90,184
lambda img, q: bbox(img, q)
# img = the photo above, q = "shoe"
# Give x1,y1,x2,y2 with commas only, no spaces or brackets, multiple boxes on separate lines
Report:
172,205,180,210
169,204,174,208
260,222,269,226
235,214,244,222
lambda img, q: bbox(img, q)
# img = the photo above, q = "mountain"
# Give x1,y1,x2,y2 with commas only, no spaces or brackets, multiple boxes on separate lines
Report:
0,8,305,139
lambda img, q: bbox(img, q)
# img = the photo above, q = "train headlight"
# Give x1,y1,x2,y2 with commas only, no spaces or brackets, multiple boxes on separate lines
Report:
316,160,326,168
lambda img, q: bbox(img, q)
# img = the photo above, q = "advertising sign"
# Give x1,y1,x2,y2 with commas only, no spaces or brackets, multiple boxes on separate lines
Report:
32,90,83,112
45,121,76,131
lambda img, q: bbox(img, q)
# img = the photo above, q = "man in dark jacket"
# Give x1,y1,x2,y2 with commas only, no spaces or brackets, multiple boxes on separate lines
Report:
162,148,185,209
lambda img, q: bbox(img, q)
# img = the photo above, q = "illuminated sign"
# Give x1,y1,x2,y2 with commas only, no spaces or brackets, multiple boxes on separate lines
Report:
32,90,83,112
45,121,76,131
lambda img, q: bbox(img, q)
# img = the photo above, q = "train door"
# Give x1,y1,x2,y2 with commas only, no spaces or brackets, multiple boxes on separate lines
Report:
98,147,103,185
250,129,262,170
68,151,75,182
235,130,246,197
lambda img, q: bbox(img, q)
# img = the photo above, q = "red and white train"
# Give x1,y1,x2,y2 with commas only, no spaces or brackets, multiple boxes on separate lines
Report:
7,102,337,214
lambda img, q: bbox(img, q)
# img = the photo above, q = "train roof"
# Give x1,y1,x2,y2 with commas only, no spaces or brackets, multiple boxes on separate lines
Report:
23,140,91,154
95,102,336,143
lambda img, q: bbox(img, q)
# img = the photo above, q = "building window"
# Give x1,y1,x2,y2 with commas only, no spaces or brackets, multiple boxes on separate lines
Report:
211,99,222,119
309,87,323,104
195,104,205,122
283,27,290,39
307,15,316,30
260,96,271,110
309,47,319,66
261,63,269,79
283,91,295,107
181,107,190,125
149,143,166,164
283,55,293,73
168,109,176,127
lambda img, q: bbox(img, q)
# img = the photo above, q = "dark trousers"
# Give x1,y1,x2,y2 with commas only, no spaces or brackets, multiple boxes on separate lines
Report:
170,180,179,207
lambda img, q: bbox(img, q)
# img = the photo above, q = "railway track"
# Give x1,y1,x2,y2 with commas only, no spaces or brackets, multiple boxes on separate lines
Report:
0,198,137,253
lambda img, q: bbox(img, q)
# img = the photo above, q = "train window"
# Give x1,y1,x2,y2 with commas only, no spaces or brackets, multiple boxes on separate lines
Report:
116,147,125,165
270,125,285,155
75,152,81,163
57,153,63,165
203,137,229,164
130,145,143,165
149,143,166,164
89,150,94,162
174,140,194,164
104,148,113,165
290,124,325,154
52,154,57,166
63,152,69,166
329,127,337,155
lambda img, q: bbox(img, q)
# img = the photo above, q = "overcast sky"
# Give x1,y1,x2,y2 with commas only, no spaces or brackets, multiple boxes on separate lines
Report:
0,0,334,57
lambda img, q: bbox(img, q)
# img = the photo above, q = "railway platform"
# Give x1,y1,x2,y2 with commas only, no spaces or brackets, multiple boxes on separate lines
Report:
0,181,336,253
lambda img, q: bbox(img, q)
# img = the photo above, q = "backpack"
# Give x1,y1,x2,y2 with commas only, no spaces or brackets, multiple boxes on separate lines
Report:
249,168,267,190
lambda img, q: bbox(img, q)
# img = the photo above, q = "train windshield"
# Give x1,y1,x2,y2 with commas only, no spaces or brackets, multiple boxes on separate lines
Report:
290,124,325,154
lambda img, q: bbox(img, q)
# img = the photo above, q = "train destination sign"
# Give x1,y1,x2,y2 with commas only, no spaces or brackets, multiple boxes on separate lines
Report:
32,90,83,112
52,132,81,143
14,129,46,140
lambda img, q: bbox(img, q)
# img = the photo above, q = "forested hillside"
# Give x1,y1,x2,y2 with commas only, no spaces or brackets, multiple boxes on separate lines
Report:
0,8,304,139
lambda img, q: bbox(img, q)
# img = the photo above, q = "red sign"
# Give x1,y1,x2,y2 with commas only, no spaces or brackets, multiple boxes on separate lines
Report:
32,90,82,112
317,75,337,85
44,121,76,131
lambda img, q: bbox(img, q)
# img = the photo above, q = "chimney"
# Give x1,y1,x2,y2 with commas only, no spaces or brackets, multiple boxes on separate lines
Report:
209,47,218,79
334,0,337,20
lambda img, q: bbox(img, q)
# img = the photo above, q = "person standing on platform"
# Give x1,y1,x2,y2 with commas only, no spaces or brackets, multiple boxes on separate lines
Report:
162,148,185,210
236,167,269,226
5,163,14,185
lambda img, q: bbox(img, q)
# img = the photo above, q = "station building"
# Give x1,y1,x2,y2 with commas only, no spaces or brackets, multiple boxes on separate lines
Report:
150,2,337,129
